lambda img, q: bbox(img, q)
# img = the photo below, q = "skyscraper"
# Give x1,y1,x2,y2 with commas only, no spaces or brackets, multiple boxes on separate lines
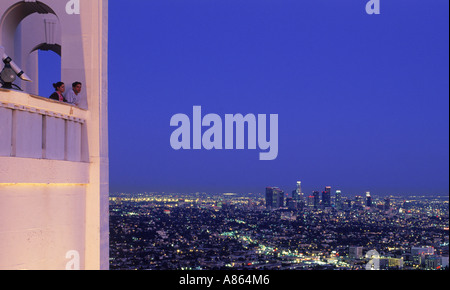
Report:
322,186,331,208
293,181,303,201
366,192,372,207
306,195,315,208
313,191,320,209
335,190,342,210
266,187,284,209
291,181,304,210
354,195,364,209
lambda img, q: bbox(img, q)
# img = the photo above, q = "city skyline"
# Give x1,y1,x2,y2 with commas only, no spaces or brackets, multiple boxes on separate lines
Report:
109,176,449,197
109,191,449,271
2,0,447,274
104,1,449,196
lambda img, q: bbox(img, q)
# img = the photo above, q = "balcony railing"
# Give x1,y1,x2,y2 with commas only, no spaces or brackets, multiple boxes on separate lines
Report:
0,88,88,162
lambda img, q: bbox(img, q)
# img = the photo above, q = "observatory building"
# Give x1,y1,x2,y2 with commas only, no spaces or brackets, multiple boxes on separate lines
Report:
0,0,108,270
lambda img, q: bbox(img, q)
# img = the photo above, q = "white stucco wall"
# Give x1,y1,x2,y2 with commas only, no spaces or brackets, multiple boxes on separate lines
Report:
0,0,108,270
0,90,85,162
13,110,43,158
0,184,86,270
43,116,66,160
0,107,12,156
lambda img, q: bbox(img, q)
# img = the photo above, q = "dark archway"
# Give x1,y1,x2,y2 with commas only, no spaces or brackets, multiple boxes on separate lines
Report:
32,43,61,57
1,1,61,95
1,1,57,48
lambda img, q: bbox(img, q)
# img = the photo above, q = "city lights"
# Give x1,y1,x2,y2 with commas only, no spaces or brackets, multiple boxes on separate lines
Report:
109,191,449,270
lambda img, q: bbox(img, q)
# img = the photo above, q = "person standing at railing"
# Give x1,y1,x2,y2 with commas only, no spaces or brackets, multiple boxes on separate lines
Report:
49,82,67,103
65,81,82,106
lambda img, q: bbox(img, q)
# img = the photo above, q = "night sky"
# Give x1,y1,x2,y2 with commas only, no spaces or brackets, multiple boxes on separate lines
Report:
105,0,449,196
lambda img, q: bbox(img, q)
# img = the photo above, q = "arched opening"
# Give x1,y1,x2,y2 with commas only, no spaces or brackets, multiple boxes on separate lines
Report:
38,49,61,98
1,1,61,95
0,1,57,42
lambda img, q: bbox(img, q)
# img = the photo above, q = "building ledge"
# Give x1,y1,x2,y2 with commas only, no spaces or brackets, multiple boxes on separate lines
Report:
0,89,88,162
0,156,89,184
0,88,87,121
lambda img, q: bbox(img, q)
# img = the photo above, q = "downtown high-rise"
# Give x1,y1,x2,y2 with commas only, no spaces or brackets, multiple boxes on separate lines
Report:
322,186,331,208
266,187,285,209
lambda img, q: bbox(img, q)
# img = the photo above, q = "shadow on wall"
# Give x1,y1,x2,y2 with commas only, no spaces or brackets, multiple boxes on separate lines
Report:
0,0,87,109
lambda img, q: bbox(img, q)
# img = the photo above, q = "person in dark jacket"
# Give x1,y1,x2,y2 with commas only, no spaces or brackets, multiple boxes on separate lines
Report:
49,82,67,102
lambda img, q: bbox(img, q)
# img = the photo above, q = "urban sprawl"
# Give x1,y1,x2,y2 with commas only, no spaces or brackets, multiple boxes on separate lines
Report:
110,183,449,270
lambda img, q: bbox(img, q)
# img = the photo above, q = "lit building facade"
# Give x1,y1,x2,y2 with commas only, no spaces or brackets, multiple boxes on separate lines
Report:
366,192,372,207
335,190,342,210
0,0,109,270
266,187,284,209
293,181,303,201
322,186,331,208
313,191,320,208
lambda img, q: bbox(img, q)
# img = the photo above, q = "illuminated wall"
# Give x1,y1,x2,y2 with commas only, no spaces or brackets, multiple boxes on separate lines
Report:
0,0,108,270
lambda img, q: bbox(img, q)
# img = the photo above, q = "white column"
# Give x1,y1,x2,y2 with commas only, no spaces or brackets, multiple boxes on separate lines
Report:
0,107,12,156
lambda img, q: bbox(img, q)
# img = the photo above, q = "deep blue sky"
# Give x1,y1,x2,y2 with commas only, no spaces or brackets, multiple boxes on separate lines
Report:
107,0,449,196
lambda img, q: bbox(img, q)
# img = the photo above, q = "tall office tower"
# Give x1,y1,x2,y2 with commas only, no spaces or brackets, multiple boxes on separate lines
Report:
266,187,284,209
354,195,363,209
335,190,342,210
0,0,108,270
384,197,391,211
293,181,303,201
366,192,372,207
266,188,273,208
279,189,285,208
313,191,320,208
306,195,315,207
322,186,331,208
